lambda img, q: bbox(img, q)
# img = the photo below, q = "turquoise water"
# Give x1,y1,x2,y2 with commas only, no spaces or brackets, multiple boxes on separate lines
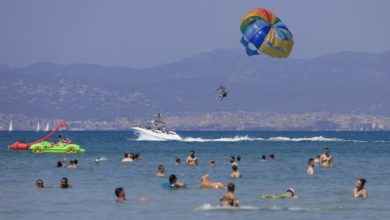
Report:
1,131,389,220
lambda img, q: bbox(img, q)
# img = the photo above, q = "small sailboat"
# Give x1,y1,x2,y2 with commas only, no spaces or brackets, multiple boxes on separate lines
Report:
8,121,13,132
35,121,40,132
43,122,49,132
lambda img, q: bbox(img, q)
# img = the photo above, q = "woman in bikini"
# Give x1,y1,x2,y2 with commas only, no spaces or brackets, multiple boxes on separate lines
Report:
352,178,367,198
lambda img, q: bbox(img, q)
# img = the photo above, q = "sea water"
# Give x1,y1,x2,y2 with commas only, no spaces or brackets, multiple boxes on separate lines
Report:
0,131,389,220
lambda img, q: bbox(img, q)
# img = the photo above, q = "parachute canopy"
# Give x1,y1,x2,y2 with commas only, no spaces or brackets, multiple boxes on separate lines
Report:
240,8,294,58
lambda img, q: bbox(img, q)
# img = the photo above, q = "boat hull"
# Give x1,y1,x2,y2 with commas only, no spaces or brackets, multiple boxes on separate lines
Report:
131,127,181,141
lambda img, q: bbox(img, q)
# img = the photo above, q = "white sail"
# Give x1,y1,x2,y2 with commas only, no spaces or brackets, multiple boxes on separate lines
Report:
43,122,49,132
8,121,13,132
35,121,40,132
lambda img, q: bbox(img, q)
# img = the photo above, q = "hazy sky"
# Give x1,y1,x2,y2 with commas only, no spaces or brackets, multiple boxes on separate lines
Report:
1,0,389,69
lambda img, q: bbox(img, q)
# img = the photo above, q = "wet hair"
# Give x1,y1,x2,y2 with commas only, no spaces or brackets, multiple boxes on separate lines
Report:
69,160,74,165
176,157,181,162
73,159,78,165
359,178,366,187
227,182,235,192
210,159,215,163
124,153,128,158
232,165,238,172
308,158,314,165
262,155,266,160
158,165,164,170
61,177,69,188
36,179,44,187
230,156,235,160
169,174,177,184
270,153,275,159
236,155,241,161
115,187,124,197
190,150,194,154
57,161,63,167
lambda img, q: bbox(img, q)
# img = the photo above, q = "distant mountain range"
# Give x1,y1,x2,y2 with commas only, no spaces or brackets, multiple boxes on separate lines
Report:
1,49,390,121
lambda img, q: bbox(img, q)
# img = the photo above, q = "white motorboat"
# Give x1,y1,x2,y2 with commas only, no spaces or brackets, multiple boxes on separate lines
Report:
131,114,181,141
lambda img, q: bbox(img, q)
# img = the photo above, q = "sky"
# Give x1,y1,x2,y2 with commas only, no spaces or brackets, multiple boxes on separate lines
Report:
0,0,389,69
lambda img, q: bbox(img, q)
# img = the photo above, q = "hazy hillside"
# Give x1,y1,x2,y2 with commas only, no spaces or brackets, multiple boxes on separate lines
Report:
1,49,389,121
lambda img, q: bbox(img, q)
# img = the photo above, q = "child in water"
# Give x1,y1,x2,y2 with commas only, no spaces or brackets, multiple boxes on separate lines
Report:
219,182,238,207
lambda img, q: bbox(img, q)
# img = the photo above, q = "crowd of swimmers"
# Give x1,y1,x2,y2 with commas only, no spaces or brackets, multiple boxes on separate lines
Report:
56,157,79,168
121,152,142,162
35,147,368,206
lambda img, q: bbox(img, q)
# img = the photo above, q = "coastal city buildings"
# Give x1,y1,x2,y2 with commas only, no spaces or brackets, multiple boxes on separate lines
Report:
1,111,390,131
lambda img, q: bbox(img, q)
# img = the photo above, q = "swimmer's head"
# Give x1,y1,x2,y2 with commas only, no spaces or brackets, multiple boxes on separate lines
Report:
201,174,209,180
115,187,125,199
57,161,63,167
287,188,295,196
357,178,366,188
227,182,235,192
169,174,177,184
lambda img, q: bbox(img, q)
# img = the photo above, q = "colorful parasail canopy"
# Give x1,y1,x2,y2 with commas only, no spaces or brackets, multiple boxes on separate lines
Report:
240,8,294,58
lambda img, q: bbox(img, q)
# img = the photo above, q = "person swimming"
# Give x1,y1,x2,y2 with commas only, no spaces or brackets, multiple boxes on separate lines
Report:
219,183,238,207
352,178,367,198
319,148,333,167
199,174,225,189
307,158,314,175
262,188,299,199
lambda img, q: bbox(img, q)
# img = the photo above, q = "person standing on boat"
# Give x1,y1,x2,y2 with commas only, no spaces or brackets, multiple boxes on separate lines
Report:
186,150,198,165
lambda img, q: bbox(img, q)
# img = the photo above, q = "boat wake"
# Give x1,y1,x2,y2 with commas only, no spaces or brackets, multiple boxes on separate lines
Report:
180,135,349,142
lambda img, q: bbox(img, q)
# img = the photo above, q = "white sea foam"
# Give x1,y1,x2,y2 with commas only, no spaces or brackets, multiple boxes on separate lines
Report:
178,135,348,142
134,134,367,143
195,203,261,211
